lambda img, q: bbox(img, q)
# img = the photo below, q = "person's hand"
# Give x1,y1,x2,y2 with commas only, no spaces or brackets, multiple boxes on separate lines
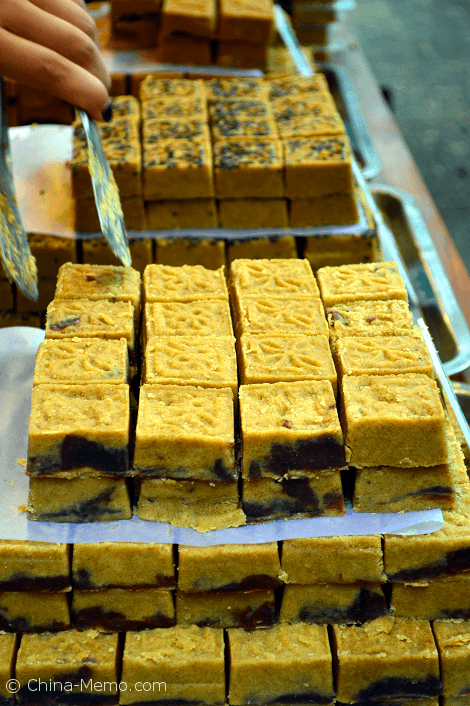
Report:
0,0,111,121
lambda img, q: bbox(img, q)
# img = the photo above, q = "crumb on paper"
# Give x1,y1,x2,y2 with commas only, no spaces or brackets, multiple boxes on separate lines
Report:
18,505,27,514
17,458,26,468
9,481,13,486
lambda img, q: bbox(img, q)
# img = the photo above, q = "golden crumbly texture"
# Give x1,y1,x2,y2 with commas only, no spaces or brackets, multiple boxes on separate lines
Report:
317,262,408,307
33,338,129,386
327,300,416,343
148,201,218,230
28,475,132,523
144,336,238,393
304,232,379,263
228,623,333,706
334,334,434,378
120,625,225,706
267,73,332,101
143,263,228,303
0,541,70,590
226,234,296,263
239,379,346,480
218,0,273,43
16,631,119,694
133,384,235,481
136,478,246,531
242,473,345,521
276,106,345,139
55,263,141,311
0,593,70,631
142,97,208,121
75,197,147,233
71,589,175,630
277,135,354,199
178,542,286,592
81,237,152,273
206,77,268,103
229,257,320,301
144,299,233,344
341,373,447,468
143,140,214,200
233,297,328,338
433,620,470,697
280,583,386,624
27,234,77,279
142,117,211,143
216,40,269,70
139,77,206,102
219,199,288,228
109,95,141,125
72,542,175,590
176,588,275,628
209,99,273,121
238,333,337,392
290,192,359,228
0,633,17,698
160,0,217,38
273,95,338,122
282,535,386,584
213,138,283,198
211,116,278,141
332,617,440,703
391,580,470,621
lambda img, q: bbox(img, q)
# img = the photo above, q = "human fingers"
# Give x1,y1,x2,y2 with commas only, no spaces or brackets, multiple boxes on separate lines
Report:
4,0,110,90
29,0,100,46
0,27,110,121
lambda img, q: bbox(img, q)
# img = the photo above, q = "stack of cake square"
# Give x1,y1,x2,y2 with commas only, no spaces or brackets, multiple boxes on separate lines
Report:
134,263,245,531
229,258,348,522
26,263,142,523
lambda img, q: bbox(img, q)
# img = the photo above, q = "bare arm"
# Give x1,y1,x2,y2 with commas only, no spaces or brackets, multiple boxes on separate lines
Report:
0,0,111,120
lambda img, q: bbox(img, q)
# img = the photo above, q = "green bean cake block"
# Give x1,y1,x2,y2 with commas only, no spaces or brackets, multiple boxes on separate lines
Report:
277,107,345,140
432,620,470,696
109,94,141,124
332,616,441,703
304,232,379,270
213,139,283,198
209,99,272,122
139,76,206,102
239,334,336,392
280,583,386,625
211,117,278,141
148,200,218,229
45,300,135,364
55,263,141,314
383,484,470,583
284,135,352,198
136,477,245,531
0,541,70,592
143,263,228,303
0,633,17,705
317,261,408,307
206,77,268,103
342,373,446,468
391,576,470,621
72,542,175,590
233,297,328,338
0,591,70,632
160,0,216,37
273,95,337,122
143,300,233,347
81,237,152,273
27,384,130,476
443,698,470,706
282,535,385,584
242,473,345,522
33,338,128,386
218,0,273,42
178,542,285,592
134,384,236,481
226,234,296,264
28,475,132,523
267,73,332,102
142,117,210,143
229,257,320,302
228,622,334,706
290,192,359,227
120,625,225,705
27,234,78,279
72,136,141,199
144,336,237,394
176,588,275,629
143,139,214,199
72,588,175,632
327,300,416,344
219,198,288,228
75,196,147,232
142,96,208,121
239,380,347,480
335,334,433,378
16,630,120,705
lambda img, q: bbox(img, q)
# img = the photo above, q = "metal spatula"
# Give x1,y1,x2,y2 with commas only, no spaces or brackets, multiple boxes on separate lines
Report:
77,109,131,267
0,77,38,301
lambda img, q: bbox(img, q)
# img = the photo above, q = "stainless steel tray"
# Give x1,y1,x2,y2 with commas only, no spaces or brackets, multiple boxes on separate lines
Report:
371,183,470,377
453,382,470,427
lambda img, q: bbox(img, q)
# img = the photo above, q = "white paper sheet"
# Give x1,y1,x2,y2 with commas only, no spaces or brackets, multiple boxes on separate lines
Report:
0,327,444,545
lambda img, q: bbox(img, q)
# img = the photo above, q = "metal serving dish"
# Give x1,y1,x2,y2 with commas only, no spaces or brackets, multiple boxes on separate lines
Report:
371,184,470,377
319,63,381,180
453,382,470,425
